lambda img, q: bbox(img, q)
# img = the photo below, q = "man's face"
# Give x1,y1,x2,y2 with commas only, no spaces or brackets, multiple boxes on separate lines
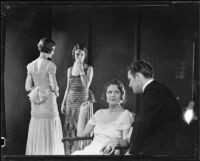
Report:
128,70,143,94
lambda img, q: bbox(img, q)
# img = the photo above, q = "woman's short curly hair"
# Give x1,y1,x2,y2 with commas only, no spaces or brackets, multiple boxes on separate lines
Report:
37,37,56,54
72,43,88,58
101,79,127,104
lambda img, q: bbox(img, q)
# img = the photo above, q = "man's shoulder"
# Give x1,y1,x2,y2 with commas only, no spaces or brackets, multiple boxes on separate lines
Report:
144,80,171,98
149,80,172,90
145,80,177,100
145,80,164,91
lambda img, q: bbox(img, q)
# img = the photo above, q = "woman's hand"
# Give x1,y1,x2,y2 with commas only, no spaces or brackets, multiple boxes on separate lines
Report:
80,101,90,113
77,101,94,137
100,139,118,155
125,149,131,155
79,62,84,75
73,60,84,75
55,91,59,97
61,102,66,114
126,127,133,144
54,86,59,97
101,145,115,155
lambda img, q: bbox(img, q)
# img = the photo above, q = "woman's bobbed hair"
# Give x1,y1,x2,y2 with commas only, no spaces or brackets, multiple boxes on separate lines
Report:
37,37,56,54
72,43,88,58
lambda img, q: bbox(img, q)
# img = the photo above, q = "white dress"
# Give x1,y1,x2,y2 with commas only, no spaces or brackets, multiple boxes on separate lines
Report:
25,58,65,155
72,109,134,155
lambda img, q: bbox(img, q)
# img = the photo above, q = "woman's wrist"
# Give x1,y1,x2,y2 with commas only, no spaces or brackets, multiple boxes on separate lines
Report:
80,102,90,116
30,86,35,91
80,107,88,116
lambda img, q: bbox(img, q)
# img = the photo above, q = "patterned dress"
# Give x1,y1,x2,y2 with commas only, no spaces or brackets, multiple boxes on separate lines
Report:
64,65,95,154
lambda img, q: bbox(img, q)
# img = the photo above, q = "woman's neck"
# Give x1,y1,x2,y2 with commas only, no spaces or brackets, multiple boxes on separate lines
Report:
39,52,48,60
108,104,123,112
74,60,85,64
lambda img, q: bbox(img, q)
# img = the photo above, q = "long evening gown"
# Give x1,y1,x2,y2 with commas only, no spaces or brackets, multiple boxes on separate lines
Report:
25,58,64,155
64,66,95,154
72,109,134,155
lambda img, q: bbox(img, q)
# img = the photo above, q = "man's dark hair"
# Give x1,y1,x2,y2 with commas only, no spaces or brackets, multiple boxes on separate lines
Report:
128,60,154,78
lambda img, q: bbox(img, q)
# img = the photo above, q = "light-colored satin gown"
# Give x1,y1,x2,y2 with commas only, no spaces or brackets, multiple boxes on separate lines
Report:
25,58,64,155
72,109,134,155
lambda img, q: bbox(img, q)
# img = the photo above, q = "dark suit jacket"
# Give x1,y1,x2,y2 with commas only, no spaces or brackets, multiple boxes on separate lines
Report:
129,80,186,156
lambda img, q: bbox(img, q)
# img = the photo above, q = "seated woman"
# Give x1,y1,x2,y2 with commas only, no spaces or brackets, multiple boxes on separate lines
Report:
72,79,134,155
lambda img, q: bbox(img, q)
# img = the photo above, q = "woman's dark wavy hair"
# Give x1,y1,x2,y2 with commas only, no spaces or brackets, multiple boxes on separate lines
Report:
37,37,56,54
72,43,88,59
128,60,154,78
101,79,127,105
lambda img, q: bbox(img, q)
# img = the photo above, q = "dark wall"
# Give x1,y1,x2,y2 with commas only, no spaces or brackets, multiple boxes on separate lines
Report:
4,5,52,154
51,4,199,158
52,6,138,115
52,6,90,123
139,4,196,108
138,4,199,157
88,7,138,112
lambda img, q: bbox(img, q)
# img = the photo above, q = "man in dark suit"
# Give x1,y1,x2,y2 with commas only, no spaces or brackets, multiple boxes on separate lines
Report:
127,60,186,156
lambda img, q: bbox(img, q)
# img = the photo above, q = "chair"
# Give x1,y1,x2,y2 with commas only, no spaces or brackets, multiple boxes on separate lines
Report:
62,102,94,154
62,99,134,155
62,126,133,155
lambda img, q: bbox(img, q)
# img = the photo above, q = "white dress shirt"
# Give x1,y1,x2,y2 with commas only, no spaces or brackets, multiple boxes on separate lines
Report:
142,79,154,92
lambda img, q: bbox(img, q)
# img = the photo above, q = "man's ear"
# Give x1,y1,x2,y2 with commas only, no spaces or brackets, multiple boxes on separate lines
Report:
136,73,143,81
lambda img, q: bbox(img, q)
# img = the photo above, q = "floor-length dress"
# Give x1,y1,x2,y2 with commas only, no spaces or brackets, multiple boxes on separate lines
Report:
25,58,64,155
72,109,134,155
64,66,95,154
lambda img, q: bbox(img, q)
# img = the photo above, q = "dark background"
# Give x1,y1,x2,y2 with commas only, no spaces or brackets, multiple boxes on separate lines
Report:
1,1,199,159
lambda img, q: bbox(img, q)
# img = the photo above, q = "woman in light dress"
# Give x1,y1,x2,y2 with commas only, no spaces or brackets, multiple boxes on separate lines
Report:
72,79,134,155
25,37,64,155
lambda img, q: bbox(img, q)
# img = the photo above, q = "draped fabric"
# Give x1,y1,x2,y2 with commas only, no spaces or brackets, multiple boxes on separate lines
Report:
26,58,64,155
72,109,134,155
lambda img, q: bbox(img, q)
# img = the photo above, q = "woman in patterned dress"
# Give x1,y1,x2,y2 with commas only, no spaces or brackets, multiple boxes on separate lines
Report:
25,37,64,155
61,43,95,154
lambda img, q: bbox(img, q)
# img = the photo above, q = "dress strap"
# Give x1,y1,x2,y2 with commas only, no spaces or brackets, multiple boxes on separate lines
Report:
69,67,73,77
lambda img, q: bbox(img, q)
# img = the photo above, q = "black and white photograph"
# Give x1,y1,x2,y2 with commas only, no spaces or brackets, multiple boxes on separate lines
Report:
1,1,199,161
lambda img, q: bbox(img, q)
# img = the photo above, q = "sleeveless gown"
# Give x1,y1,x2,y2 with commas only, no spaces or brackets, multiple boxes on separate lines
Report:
25,58,64,155
64,66,95,154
